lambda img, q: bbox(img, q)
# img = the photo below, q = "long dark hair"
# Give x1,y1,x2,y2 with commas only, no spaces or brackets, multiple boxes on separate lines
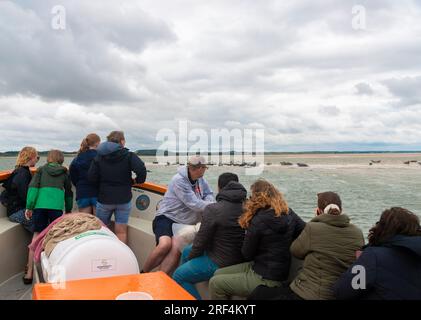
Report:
368,207,421,246
317,191,342,215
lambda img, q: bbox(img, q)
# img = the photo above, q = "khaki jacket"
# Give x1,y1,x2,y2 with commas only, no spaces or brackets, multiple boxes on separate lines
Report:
290,213,364,300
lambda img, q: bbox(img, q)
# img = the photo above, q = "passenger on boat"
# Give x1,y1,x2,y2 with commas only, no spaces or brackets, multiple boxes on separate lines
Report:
142,155,214,275
209,179,305,300
172,173,247,299
334,207,421,300
4,146,39,233
88,131,147,244
70,133,101,215
257,192,364,300
24,149,73,284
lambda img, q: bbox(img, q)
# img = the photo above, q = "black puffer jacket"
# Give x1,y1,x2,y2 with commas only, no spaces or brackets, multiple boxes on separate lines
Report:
188,181,247,268
5,166,32,216
88,142,147,204
242,207,305,281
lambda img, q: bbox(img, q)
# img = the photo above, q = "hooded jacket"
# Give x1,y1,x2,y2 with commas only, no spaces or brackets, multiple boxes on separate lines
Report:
88,142,147,204
334,235,421,300
188,181,247,267
290,213,365,300
69,149,98,200
156,166,214,225
26,163,73,212
242,207,306,281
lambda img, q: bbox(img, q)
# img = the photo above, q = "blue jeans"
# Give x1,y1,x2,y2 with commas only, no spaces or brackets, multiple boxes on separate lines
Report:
172,244,219,300
77,197,97,209
8,209,34,233
96,201,131,225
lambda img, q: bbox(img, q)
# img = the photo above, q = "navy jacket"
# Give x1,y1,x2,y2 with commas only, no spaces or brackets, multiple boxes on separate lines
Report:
242,208,306,281
69,149,98,200
334,235,421,300
88,142,147,205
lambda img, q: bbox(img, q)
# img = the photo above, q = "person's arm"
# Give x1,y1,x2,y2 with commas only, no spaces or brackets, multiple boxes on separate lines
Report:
188,206,217,260
172,181,210,212
69,160,79,186
131,153,147,184
26,169,41,210
333,248,377,300
241,218,261,261
290,224,311,259
87,157,100,185
12,170,30,202
201,180,214,202
64,173,73,213
290,209,306,240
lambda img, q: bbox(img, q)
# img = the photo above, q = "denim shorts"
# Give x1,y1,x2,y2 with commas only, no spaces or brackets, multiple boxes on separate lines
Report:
77,197,98,209
96,201,132,225
8,209,34,233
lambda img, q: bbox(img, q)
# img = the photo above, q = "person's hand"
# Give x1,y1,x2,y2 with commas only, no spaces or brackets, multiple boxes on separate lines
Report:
25,209,32,220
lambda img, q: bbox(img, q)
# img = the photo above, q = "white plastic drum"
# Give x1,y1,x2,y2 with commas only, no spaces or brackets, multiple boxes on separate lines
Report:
115,291,153,300
41,227,139,283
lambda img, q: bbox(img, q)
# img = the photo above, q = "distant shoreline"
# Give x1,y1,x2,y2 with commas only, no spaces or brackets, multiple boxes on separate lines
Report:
1,150,421,157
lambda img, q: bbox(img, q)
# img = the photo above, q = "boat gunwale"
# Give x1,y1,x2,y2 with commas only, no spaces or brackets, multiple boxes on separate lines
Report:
0,170,167,195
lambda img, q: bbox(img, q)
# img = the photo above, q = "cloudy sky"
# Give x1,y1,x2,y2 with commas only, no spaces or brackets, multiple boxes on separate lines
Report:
1,0,421,152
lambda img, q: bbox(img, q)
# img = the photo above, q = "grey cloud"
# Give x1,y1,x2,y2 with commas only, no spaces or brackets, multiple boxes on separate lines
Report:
355,83,374,95
0,1,176,104
383,76,421,107
319,106,341,116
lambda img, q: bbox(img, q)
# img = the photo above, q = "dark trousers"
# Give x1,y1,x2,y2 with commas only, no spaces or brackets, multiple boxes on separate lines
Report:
248,283,303,300
33,208,63,233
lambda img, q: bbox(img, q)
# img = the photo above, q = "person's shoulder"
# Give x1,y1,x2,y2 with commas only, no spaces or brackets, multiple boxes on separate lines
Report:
203,203,218,218
204,202,220,214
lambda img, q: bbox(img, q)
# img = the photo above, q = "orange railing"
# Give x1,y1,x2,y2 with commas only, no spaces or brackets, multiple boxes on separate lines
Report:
0,169,167,195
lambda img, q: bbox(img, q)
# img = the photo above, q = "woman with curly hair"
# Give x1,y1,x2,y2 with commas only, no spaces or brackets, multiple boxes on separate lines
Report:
209,179,305,300
334,207,421,300
4,146,39,232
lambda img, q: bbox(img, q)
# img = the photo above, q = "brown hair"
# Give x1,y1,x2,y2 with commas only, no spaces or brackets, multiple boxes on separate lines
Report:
78,133,100,154
16,146,37,167
107,131,125,144
47,150,64,164
368,207,421,246
317,191,342,215
238,179,289,229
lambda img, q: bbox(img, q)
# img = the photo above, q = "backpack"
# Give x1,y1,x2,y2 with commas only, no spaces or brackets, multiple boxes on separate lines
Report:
0,170,19,214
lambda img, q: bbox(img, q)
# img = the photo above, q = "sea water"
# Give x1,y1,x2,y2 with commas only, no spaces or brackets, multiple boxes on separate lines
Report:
1,153,420,237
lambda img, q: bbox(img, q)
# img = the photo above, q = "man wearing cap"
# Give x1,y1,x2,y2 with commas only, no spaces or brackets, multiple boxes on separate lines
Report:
142,155,214,275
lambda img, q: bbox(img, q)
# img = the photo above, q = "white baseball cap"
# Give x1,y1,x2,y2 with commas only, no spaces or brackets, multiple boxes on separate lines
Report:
188,155,207,167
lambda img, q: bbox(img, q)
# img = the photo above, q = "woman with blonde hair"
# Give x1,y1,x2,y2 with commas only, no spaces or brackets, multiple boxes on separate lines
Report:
2,146,39,231
209,179,305,299
70,134,101,214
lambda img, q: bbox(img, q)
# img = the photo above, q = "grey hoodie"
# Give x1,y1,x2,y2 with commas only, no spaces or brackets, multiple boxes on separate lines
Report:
156,166,214,224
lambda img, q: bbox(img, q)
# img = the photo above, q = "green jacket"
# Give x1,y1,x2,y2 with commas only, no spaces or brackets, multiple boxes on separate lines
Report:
290,213,364,300
26,163,73,212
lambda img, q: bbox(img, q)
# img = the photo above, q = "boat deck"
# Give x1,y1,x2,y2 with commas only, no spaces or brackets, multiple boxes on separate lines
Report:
0,272,33,300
